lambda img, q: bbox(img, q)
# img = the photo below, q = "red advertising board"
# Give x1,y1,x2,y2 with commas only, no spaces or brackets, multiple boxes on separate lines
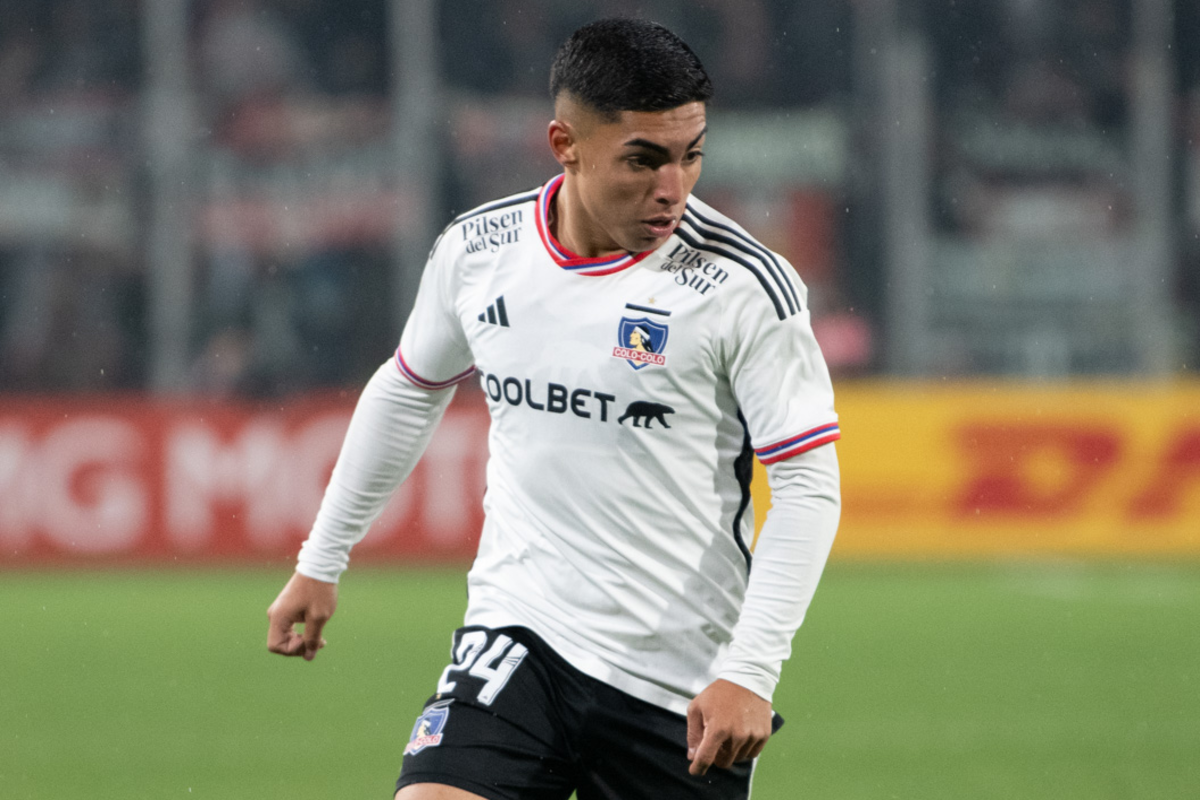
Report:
0,392,489,565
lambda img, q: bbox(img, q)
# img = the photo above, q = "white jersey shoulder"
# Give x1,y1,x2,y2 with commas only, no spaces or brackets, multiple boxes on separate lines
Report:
673,195,809,322
430,186,542,262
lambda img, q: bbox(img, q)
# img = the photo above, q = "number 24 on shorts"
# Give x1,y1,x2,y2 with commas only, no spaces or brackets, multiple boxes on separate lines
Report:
437,630,529,705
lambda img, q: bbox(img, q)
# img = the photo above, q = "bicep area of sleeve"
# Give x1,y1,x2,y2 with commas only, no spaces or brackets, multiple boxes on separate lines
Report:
728,306,840,465
394,247,475,390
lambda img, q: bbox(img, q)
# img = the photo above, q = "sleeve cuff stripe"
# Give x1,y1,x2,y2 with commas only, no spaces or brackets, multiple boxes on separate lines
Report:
758,431,840,464
756,423,840,457
394,347,476,390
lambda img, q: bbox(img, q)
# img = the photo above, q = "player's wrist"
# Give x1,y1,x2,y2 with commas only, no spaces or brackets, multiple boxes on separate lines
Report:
712,668,777,705
295,559,344,585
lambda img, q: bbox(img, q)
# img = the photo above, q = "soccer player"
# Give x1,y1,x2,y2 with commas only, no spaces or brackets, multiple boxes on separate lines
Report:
267,17,841,800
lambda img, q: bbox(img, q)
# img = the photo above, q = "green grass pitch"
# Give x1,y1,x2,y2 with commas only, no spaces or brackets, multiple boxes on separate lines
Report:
3,562,1198,799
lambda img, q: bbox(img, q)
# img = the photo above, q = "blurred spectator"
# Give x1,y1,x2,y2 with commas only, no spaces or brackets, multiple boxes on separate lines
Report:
2,0,1194,392
35,0,141,93
0,245,144,391
285,0,389,95
0,27,40,110
0,0,142,392
1179,0,1200,367
197,0,310,107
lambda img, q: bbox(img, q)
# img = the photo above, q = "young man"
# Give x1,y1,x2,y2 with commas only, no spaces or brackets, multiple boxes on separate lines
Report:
267,18,841,800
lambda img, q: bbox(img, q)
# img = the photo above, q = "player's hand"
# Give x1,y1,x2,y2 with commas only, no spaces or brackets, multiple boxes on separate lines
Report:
685,679,772,776
266,571,338,661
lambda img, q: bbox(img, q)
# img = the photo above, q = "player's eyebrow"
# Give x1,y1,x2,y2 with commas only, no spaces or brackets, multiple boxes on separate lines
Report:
621,128,708,155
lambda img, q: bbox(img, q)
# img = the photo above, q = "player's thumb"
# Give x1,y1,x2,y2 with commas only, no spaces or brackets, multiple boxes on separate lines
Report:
302,614,329,661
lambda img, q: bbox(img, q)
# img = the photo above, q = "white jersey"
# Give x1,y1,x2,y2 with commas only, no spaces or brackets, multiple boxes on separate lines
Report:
396,174,839,713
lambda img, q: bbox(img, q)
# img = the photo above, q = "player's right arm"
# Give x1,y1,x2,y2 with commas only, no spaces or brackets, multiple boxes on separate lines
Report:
267,227,475,660
265,361,458,659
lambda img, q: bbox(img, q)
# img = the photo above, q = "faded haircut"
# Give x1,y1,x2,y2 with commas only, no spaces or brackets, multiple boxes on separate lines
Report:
549,18,713,117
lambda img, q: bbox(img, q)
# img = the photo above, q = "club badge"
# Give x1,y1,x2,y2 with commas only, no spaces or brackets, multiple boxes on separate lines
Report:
613,316,669,370
404,701,451,755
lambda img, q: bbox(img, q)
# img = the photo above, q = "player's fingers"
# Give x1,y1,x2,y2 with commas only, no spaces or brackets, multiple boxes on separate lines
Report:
302,636,328,661
268,628,307,656
284,632,309,656
743,736,768,762
688,724,726,776
302,613,331,661
685,702,705,755
266,604,307,656
265,611,292,653
711,736,742,770
728,733,762,766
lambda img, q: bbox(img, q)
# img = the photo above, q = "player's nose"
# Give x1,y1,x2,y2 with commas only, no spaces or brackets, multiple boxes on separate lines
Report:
653,164,685,207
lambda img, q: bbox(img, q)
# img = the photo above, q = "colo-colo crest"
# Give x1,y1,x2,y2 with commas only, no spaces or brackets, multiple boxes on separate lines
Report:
613,316,669,370
404,701,451,755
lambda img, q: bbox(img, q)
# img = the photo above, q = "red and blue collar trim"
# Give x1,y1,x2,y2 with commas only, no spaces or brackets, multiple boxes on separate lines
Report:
535,174,655,277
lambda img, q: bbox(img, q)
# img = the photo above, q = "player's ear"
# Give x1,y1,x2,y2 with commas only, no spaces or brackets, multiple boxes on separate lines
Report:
548,119,579,169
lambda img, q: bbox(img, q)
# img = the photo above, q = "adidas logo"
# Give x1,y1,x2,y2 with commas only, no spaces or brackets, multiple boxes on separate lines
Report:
478,296,510,327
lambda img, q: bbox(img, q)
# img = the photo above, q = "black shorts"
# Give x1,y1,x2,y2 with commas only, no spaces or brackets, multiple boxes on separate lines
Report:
394,626,781,800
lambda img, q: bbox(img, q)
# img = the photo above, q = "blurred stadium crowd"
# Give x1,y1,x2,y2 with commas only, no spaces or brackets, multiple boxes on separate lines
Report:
1,0,1198,396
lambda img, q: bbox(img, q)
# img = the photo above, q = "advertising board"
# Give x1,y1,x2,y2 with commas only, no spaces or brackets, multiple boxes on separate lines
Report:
3,382,1197,564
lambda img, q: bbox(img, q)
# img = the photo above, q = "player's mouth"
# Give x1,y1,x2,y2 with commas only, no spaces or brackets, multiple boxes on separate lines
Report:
641,216,677,239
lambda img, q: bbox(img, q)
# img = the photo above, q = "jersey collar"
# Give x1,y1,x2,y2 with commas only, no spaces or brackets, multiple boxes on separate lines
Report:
535,174,656,277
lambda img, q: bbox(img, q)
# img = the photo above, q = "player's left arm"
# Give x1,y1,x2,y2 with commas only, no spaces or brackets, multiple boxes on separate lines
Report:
687,446,841,775
688,257,842,775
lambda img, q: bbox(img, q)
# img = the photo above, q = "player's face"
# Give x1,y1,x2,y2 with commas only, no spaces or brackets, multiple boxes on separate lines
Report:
551,101,706,256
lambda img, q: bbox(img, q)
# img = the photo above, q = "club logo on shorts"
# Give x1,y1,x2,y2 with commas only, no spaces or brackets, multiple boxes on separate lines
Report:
613,316,669,370
404,701,451,755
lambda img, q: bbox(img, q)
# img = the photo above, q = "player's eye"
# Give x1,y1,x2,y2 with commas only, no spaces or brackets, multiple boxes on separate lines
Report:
627,155,654,169
685,150,704,163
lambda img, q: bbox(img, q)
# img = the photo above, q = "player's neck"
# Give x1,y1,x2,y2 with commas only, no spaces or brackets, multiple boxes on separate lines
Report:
550,177,626,259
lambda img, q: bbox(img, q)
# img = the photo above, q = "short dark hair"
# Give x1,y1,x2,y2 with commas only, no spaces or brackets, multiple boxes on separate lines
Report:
549,18,713,115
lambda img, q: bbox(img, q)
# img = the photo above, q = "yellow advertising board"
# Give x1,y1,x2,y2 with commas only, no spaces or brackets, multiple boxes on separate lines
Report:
753,382,1200,557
